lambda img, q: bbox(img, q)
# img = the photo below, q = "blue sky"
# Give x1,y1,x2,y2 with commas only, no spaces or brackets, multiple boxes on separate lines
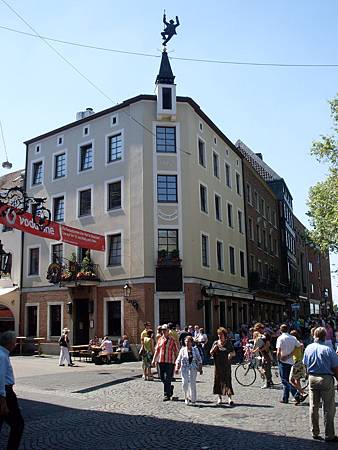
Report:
0,0,337,301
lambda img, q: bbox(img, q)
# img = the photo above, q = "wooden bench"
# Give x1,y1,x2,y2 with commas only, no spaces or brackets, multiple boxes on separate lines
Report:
97,350,132,364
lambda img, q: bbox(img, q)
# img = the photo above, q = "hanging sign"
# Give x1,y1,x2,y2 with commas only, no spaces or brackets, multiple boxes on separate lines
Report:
61,225,105,251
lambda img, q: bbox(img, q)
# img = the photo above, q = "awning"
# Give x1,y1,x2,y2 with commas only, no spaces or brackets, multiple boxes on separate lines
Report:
0,306,14,319
213,288,253,301
0,286,18,296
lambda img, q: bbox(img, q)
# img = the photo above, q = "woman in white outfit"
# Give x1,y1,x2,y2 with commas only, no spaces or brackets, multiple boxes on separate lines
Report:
175,336,203,405
58,328,73,366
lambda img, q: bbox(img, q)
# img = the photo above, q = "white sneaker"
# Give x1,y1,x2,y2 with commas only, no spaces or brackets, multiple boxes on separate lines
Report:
185,398,190,405
217,396,222,405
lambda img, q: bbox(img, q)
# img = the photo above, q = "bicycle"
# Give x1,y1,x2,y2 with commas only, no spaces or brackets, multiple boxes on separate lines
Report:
235,346,281,387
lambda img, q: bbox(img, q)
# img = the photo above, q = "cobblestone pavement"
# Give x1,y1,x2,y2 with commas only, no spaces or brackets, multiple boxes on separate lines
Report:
0,356,337,450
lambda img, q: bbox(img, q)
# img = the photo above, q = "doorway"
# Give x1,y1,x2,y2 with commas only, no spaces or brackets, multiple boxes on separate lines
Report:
159,298,180,325
73,299,89,344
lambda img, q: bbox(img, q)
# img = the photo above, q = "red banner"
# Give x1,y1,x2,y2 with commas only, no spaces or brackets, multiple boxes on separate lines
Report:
0,205,105,251
61,225,105,251
0,205,61,240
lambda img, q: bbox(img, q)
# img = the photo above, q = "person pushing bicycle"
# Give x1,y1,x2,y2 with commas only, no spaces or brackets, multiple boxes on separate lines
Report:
252,323,273,389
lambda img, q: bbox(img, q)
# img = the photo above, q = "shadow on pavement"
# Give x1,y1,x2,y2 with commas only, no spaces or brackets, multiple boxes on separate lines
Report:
0,398,335,450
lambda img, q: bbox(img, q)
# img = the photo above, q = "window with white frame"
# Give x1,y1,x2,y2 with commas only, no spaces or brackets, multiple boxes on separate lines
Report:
212,152,220,178
28,248,39,275
107,234,122,266
158,229,178,256
238,210,243,234
201,234,209,267
79,189,92,217
216,240,224,271
108,133,123,162
49,304,62,337
79,143,93,171
53,196,64,222
51,243,63,264
32,161,43,185
215,194,222,221
156,126,176,153
107,181,122,210
200,184,208,213
240,251,245,277
157,175,177,203
198,139,206,167
225,163,231,188
248,217,254,240
26,305,38,337
54,153,66,179
57,136,63,146
227,203,233,228
229,246,235,275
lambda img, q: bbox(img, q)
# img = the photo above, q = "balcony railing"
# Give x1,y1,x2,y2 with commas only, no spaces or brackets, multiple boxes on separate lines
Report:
157,250,182,267
46,257,100,286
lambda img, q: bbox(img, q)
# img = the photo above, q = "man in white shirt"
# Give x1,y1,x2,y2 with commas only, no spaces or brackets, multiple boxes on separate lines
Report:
276,324,305,404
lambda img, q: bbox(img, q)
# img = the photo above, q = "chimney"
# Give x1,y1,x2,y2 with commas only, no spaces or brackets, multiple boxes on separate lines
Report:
76,108,95,121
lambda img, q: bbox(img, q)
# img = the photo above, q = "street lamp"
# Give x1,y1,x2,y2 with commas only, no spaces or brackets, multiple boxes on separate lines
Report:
205,282,215,297
123,283,138,310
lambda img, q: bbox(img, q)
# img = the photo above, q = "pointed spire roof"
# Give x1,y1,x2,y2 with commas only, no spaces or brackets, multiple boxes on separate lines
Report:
156,49,175,85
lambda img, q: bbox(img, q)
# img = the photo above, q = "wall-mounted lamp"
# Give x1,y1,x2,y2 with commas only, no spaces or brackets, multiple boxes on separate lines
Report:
123,283,139,310
66,302,72,315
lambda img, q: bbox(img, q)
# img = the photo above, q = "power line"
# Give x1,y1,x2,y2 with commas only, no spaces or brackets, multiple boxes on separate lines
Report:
0,1,191,156
0,23,338,68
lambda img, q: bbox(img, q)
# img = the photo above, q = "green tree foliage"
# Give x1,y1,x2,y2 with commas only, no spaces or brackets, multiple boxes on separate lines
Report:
307,95,338,253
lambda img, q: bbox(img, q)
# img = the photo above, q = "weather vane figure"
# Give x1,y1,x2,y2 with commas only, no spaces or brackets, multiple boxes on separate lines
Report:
161,10,180,47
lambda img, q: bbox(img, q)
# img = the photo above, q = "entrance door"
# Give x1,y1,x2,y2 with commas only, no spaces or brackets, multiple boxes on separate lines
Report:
159,298,180,325
73,299,89,344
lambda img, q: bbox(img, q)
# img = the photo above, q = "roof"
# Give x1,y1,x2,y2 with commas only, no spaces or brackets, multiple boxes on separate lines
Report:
156,50,175,85
0,169,25,191
24,95,242,158
236,139,282,181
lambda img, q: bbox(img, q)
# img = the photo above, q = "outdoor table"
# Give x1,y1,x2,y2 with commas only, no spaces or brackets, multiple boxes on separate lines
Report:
16,336,26,355
33,337,45,356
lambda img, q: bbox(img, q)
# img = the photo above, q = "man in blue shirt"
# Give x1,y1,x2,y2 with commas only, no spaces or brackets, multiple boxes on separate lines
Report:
0,331,24,450
303,327,338,442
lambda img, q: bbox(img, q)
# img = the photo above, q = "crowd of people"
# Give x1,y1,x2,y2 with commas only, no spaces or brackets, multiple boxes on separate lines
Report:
140,317,338,443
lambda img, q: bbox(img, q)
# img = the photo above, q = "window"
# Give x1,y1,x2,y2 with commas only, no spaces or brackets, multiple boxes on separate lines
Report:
272,210,277,227
32,161,43,185
107,301,121,336
269,233,273,253
157,175,177,203
79,143,93,171
246,183,252,205
256,224,261,246
216,241,224,271
254,191,258,210
260,198,265,216
53,196,64,222
250,254,255,271
54,153,66,179
51,243,63,264
266,205,271,222
28,248,39,275
235,173,241,195
198,139,206,167
274,239,278,256
199,122,203,132
257,260,262,275
238,210,243,234
49,305,61,337
240,251,245,277
227,203,233,228
107,181,122,210
57,136,63,146
111,115,118,126
213,152,220,178
83,126,89,136
79,189,92,217
262,229,267,250
162,87,172,109
159,299,180,326
215,194,222,221
225,163,231,188
2,225,13,232
201,234,209,267
108,133,122,162
78,248,89,262
309,262,313,272
200,184,208,213
26,305,37,337
156,126,176,153
107,234,122,266
310,283,314,294
229,246,235,274
248,217,254,240
158,229,178,256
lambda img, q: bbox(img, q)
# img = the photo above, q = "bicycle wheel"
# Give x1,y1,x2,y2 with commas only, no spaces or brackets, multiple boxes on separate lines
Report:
271,365,282,385
235,363,257,386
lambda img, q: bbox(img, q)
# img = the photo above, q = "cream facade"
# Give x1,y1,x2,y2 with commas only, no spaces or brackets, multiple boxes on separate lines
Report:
21,54,251,344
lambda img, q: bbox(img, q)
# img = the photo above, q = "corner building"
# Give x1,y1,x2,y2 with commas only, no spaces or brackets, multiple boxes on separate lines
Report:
21,52,250,346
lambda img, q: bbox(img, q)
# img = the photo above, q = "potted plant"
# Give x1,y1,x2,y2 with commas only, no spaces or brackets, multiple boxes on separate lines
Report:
170,249,181,264
157,249,168,265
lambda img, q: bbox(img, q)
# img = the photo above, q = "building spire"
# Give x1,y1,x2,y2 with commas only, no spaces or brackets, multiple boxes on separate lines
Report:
156,48,175,85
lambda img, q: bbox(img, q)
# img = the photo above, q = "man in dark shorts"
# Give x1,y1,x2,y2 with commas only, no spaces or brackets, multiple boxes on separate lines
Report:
254,323,273,389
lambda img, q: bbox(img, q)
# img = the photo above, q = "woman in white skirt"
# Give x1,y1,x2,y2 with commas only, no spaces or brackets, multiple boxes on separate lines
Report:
175,336,203,405
58,328,73,366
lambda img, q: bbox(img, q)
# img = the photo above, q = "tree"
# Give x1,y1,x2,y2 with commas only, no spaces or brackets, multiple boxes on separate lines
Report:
307,94,338,253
